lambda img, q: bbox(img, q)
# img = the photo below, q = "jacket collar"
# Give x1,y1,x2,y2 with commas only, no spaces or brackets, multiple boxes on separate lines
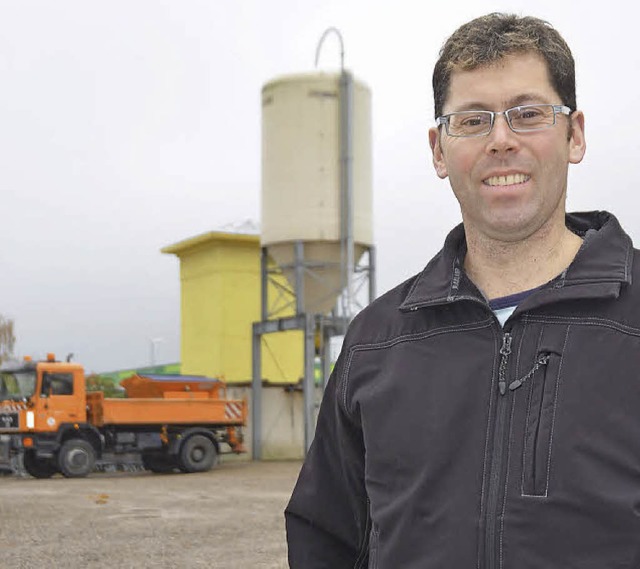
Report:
399,211,634,312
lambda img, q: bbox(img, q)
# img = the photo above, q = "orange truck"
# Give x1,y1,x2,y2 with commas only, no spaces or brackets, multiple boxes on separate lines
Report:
0,354,247,478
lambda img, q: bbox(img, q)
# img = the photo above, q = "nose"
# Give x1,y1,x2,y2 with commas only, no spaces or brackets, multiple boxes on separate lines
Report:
486,113,519,155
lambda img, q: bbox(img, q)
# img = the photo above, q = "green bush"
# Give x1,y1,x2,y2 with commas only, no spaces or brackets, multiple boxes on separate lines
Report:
85,374,125,398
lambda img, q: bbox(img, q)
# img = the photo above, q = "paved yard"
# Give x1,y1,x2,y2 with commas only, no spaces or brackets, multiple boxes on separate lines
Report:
0,460,302,569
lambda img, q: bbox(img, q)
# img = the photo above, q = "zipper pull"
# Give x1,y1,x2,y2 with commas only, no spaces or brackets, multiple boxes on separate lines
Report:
500,333,513,356
509,354,551,391
498,333,512,395
508,378,524,391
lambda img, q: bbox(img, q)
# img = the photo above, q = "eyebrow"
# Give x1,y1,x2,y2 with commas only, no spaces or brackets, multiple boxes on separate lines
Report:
448,93,554,113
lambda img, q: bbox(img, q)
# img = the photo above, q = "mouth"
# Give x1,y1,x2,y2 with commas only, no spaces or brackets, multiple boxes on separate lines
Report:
483,173,531,187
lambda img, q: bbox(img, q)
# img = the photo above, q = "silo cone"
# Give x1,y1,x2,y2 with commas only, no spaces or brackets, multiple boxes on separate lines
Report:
261,72,372,315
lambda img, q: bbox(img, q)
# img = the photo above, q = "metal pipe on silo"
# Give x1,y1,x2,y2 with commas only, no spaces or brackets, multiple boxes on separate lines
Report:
339,69,354,323
314,26,344,69
316,28,355,322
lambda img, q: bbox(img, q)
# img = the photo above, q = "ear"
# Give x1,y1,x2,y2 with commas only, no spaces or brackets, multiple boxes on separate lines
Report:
429,127,448,179
568,110,586,164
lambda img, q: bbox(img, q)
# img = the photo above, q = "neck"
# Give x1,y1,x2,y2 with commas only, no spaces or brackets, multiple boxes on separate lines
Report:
463,218,583,300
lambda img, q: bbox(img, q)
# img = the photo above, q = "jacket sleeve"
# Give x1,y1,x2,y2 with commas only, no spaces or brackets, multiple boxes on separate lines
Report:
285,350,370,568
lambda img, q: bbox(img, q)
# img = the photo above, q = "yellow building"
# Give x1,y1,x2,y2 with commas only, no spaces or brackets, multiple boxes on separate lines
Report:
161,231,303,384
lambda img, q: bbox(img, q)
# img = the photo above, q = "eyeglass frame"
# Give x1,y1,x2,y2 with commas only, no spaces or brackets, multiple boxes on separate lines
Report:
435,104,572,138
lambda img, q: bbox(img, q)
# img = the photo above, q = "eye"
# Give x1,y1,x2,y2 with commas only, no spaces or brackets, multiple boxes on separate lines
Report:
459,113,490,127
519,107,544,119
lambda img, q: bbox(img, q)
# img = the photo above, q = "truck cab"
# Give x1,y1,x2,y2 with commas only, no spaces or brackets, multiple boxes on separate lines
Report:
32,360,87,430
0,355,86,432
0,355,93,478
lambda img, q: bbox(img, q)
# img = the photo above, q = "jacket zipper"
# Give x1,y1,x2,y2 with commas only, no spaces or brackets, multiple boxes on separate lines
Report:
407,298,521,567
485,331,512,569
486,339,552,568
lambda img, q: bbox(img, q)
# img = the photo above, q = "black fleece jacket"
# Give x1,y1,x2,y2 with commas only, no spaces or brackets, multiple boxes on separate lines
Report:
286,211,640,569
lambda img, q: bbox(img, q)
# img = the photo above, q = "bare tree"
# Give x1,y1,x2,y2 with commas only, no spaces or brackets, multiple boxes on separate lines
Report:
0,315,15,364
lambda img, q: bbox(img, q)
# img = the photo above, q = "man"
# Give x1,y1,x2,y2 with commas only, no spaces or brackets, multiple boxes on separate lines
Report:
286,13,640,568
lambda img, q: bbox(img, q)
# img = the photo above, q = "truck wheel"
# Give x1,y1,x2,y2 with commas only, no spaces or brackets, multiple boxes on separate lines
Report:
23,450,57,479
142,453,176,474
58,439,96,478
178,434,217,473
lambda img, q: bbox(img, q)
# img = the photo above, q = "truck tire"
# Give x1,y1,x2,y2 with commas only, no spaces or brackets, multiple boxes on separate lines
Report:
178,434,217,473
23,450,57,479
58,438,96,478
142,452,176,474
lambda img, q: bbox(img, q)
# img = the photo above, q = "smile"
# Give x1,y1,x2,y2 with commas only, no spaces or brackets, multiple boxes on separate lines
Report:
483,174,531,186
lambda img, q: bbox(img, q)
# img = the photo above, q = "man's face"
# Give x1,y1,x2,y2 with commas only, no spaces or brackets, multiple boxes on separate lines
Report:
428,52,586,243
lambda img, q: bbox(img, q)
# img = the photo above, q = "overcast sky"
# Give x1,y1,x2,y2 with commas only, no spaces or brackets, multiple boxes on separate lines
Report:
2,0,639,373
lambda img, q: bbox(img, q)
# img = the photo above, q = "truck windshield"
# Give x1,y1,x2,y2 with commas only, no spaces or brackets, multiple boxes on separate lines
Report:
0,370,37,401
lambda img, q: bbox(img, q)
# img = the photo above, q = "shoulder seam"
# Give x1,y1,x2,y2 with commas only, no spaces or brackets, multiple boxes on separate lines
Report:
339,318,494,416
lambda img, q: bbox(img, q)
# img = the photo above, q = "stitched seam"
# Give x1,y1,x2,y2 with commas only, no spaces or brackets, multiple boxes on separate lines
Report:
477,328,501,569
526,315,636,326
520,385,535,498
521,327,545,496
369,527,379,569
402,271,424,307
447,256,459,301
524,315,640,336
353,506,372,569
402,296,453,310
499,391,517,569
542,325,571,496
349,319,494,352
340,319,494,414
402,294,489,311
560,277,626,285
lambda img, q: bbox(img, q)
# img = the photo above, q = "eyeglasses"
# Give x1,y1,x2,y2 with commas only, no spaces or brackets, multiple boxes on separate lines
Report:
436,104,572,137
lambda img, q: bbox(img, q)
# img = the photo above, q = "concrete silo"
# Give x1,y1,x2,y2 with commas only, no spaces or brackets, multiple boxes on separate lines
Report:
253,29,375,459
261,72,373,315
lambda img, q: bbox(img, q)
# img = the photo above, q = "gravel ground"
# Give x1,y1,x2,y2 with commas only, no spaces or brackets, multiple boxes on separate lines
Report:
0,460,302,569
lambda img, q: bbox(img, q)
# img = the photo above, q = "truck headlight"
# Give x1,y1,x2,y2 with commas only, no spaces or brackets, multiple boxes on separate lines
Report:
26,411,34,429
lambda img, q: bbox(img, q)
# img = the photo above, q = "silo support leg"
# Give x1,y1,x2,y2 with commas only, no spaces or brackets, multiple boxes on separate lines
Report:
303,314,316,454
251,324,262,461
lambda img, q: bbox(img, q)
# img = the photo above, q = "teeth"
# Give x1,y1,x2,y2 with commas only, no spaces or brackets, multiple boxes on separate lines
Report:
484,174,530,186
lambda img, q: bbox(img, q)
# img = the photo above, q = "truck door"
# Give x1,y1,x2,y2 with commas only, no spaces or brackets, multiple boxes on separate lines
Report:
35,372,85,432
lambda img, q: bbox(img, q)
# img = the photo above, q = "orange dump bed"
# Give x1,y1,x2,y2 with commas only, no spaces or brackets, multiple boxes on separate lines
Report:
119,374,225,399
86,374,247,428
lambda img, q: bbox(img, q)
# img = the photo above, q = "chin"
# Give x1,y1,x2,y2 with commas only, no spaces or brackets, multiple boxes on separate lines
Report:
480,215,541,242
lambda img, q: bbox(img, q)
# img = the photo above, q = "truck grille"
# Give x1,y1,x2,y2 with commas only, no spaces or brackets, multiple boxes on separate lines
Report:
0,412,19,430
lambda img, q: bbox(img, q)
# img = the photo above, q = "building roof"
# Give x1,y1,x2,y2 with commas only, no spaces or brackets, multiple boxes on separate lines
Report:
161,230,260,255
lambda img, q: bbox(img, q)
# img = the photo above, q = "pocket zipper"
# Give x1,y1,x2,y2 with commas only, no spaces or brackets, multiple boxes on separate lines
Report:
508,353,551,391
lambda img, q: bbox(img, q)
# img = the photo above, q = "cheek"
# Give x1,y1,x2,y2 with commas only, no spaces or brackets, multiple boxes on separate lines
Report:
535,137,571,170
537,146,569,182
444,145,477,181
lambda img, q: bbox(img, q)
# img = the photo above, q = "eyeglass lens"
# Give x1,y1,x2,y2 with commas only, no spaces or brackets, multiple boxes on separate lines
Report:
447,105,558,136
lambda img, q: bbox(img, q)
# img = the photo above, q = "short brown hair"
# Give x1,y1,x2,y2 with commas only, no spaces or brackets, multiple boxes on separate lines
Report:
433,13,576,118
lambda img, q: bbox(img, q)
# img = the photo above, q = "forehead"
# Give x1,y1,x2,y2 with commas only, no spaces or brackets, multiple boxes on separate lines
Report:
444,52,559,113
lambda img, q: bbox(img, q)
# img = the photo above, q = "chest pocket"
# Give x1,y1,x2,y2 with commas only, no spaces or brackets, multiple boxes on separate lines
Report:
519,324,569,497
